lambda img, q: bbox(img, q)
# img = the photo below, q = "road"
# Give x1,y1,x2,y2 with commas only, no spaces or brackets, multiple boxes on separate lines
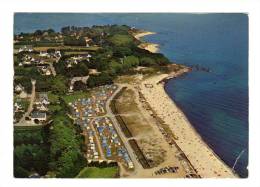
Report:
89,119,106,160
15,79,36,126
49,62,56,76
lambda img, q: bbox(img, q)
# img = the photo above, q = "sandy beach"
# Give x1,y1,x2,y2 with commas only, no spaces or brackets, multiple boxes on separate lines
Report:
132,31,159,53
133,31,156,40
139,70,237,178
138,43,159,53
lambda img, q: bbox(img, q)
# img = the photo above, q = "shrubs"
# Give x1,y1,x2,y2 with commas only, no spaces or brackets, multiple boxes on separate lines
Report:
87,72,113,88
140,57,156,66
64,36,86,46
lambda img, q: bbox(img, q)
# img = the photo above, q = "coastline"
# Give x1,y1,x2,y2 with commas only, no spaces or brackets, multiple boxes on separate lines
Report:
139,68,237,178
132,30,159,53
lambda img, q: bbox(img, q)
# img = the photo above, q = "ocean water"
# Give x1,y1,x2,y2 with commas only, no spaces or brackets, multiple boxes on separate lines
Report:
14,13,248,177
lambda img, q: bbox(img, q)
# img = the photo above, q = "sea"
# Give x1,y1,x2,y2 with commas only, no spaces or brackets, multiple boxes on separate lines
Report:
14,13,249,177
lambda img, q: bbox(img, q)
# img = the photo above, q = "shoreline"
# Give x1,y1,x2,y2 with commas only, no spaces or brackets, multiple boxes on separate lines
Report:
132,30,159,53
133,31,156,40
139,68,237,178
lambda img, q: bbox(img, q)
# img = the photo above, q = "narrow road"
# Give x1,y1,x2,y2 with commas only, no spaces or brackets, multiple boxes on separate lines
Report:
89,119,106,160
49,62,56,76
15,79,36,126
27,79,36,114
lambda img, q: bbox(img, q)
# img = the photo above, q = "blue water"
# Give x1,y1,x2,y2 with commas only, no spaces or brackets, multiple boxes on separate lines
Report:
14,13,248,177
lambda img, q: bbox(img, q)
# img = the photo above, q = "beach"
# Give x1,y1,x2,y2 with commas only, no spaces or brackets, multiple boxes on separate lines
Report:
132,31,159,53
133,31,156,40
139,70,237,178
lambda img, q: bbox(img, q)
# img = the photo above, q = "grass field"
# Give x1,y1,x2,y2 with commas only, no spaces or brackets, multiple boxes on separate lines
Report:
108,34,134,46
33,46,100,52
114,88,152,136
64,51,91,55
61,91,90,104
14,125,44,132
76,167,118,178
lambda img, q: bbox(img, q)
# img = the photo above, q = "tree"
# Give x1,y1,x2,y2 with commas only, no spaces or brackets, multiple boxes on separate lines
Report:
47,48,55,54
51,75,67,94
34,30,43,36
73,81,87,91
64,36,86,46
87,72,113,88
113,46,132,58
48,114,85,177
123,56,139,68
110,60,123,74
55,148,85,178
14,144,49,177
140,57,156,66
69,63,89,77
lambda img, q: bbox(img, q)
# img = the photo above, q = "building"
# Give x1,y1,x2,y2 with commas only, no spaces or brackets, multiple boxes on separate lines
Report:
39,51,49,57
31,111,47,122
39,93,50,105
36,103,48,111
15,84,24,93
84,37,92,47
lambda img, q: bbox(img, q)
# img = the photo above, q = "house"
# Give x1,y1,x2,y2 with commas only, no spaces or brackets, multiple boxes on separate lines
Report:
15,84,24,92
84,37,92,48
55,50,61,57
39,93,50,105
18,45,33,53
35,93,50,105
23,60,31,65
31,111,47,122
45,69,51,76
36,103,48,111
38,66,52,76
89,69,101,75
39,51,49,57
14,102,23,112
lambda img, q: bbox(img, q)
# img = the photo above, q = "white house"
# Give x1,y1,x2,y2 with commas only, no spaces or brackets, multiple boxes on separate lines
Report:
39,51,49,57
55,50,61,57
15,84,24,92
45,69,51,76
36,104,48,111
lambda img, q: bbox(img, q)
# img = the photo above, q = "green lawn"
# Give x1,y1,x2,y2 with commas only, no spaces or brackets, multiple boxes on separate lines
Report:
61,91,90,104
14,125,44,132
33,46,100,52
76,167,118,178
108,34,134,46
